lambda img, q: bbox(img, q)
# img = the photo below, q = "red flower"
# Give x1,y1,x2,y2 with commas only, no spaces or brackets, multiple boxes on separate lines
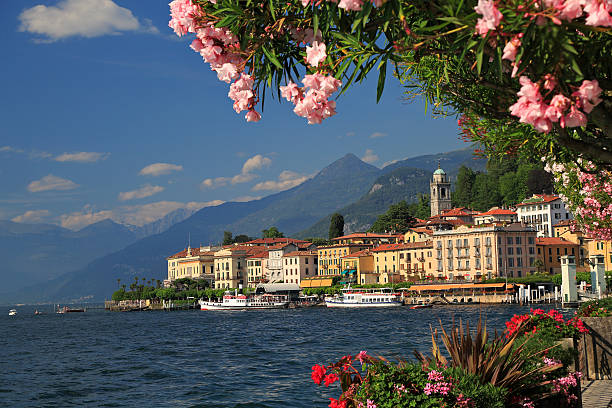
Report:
329,398,347,408
324,373,340,387
311,364,326,385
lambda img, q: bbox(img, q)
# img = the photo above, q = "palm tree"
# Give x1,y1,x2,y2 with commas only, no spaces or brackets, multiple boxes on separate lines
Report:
117,278,121,288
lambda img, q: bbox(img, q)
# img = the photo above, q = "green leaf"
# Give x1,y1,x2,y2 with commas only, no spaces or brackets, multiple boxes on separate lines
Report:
268,0,276,20
476,36,486,76
313,10,319,39
376,58,387,103
261,45,283,70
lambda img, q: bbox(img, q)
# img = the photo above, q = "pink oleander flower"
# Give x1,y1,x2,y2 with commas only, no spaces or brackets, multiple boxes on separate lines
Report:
584,0,612,26
572,79,603,113
169,0,199,36
502,36,521,61
306,41,327,67
366,400,377,408
557,0,584,21
544,94,570,122
338,0,364,11
517,76,541,102
216,63,239,83
373,0,384,6
564,105,587,128
474,0,503,36
356,350,368,363
245,110,261,122
280,81,301,103
543,74,557,91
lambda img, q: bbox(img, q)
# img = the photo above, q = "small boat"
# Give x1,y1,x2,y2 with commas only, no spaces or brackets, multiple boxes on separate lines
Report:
325,286,403,308
8,309,17,316
34,310,42,315
56,305,86,314
410,303,433,309
199,290,289,310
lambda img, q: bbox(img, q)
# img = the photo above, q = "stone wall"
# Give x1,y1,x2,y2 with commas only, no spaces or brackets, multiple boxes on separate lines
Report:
579,317,612,380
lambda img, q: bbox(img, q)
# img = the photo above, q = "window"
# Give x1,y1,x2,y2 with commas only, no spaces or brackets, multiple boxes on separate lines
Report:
507,237,513,245
508,247,514,255
516,247,522,255
517,258,523,267
529,247,535,255
528,237,534,244
508,258,514,267
305,258,309,264
516,237,522,244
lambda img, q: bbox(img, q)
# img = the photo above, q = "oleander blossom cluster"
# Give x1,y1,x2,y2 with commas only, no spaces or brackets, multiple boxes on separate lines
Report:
169,0,261,121
509,77,602,133
301,0,384,12
281,74,342,124
543,157,612,240
474,0,612,38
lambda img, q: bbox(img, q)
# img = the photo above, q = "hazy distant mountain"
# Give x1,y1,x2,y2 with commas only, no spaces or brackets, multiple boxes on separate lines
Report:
297,148,487,238
0,219,138,294
3,153,381,304
129,207,199,238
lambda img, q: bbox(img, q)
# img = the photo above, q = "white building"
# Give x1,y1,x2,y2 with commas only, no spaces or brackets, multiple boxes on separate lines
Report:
430,166,452,217
516,194,573,237
473,208,518,225
267,243,298,283
281,250,318,284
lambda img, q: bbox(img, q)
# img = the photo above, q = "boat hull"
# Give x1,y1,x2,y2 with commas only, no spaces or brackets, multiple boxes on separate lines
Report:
325,300,403,308
199,300,289,310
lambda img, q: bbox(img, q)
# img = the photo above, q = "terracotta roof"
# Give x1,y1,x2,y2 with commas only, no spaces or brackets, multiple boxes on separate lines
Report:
318,243,374,249
296,242,316,249
475,209,517,216
246,248,270,258
167,247,216,259
407,227,433,235
536,237,577,246
440,207,480,217
244,238,310,245
283,250,317,257
516,194,562,207
372,241,432,252
267,243,297,250
331,232,398,241
553,220,575,227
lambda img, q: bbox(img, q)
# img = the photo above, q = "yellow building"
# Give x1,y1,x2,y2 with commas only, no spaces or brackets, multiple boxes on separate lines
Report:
214,246,252,289
552,220,589,271
341,249,376,284
588,239,612,271
536,237,579,274
403,228,433,243
398,241,435,280
166,245,216,284
318,243,372,275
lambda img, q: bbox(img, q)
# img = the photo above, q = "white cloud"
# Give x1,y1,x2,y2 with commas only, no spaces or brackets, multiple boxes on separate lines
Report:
28,174,79,192
59,208,113,230
369,132,387,139
18,0,158,42
0,146,25,153
11,209,50,223
54,151,109,163
200,154,271,189
242,154,272,174
118,185,164,201
139,163,183,176
361,149,379,164
252,170,310,192
232,196,262,202
59,200,224,230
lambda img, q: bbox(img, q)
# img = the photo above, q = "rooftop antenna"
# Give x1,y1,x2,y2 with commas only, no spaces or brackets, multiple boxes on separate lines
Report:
188,232,191,248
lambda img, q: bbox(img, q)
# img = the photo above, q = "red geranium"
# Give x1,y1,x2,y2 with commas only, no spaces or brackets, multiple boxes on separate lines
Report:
311,364,326,385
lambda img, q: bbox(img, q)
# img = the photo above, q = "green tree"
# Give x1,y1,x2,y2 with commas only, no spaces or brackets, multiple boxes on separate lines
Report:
407,194,431,221
262,227,284,238
452,166,476,208
328,213,344,240
369,201,416,233
222,231,233,245
233,234,252,243
526,169,554,196
305,237,331,246
471,173,501,211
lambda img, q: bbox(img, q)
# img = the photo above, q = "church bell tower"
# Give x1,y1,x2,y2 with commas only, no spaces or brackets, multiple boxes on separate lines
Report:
430,162,452,217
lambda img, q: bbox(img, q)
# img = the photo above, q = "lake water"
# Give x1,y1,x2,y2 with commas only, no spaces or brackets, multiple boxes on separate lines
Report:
2,304,561,407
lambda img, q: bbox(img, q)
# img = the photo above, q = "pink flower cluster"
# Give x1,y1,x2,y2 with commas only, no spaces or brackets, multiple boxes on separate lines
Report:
510,77,602,133
168,0,200,36
543,0,612,26
423,370,452,396
543,357,562,367
474,0,504,35
306,41,327,67
301,0,383,12
552,372,582,404
543,157,612,240
280,73,342,124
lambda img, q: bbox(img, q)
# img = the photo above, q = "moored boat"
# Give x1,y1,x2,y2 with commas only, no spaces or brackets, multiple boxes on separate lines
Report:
325,286,403,308
56,305,86,314
8,309,17,316
199,291,289,310
410,303,433,309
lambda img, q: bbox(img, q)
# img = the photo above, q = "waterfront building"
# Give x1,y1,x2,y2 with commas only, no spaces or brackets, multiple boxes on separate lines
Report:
213,246,253,289
433,223,537,280
516,194,573,237
552,220,590,271
246,248,270,288
267,243,299,283
398,241,435,280
403,227,433,243
536,237,579,274
331,232,400,246
430,165,452,217
281,250,318,284
473,208,518,225
166,245,218,285
341,249,375,284
318,243,373,275
587,239,612,271
371,244,405,283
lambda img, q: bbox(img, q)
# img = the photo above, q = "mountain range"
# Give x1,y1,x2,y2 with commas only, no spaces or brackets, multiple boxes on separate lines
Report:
1,147,485,304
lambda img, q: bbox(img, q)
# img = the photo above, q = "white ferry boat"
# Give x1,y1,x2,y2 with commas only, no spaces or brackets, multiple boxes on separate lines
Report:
199,291,289,310
325,287,403,308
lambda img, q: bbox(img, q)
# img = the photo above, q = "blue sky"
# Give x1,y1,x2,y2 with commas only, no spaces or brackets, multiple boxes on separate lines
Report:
0,0,466,230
